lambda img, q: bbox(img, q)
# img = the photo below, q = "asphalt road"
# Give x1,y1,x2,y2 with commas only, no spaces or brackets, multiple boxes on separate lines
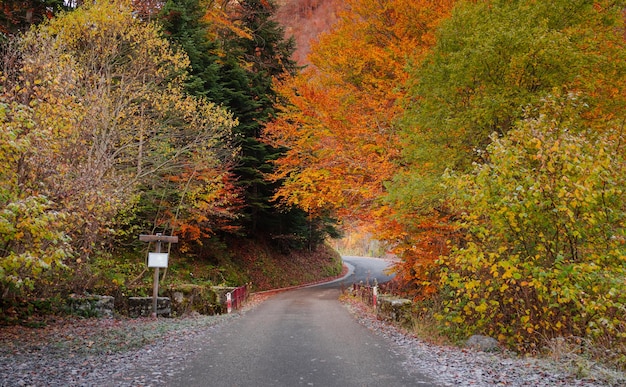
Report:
166,256,436,387
324,256,396,287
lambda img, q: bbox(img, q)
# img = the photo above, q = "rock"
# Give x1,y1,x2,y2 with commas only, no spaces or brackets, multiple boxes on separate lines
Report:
172,291,184,304
466,334,500,352
376,295,413,328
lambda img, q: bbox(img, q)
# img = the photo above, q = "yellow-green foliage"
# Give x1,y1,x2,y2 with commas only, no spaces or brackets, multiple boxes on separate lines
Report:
0,0,236,299
439,94,626,352
0,102,73,295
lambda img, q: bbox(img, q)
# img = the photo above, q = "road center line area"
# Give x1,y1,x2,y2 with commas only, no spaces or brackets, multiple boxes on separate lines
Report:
127,286,435,387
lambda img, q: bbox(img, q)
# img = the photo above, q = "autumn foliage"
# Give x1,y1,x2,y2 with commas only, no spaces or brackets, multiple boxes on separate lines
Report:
265,0,454,212
441,94,626,351
4,0,626,364
265,0,456,293
0,0,321,302
0,0,237,298
265,0,626,363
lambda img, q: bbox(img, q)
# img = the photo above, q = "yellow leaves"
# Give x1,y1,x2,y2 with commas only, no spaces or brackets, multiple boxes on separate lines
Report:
464,279,481,291
0,0,240,294
492,259,521,281
0,195,73,291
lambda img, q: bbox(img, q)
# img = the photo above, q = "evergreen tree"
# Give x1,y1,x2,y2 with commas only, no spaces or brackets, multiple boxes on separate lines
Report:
157,0,222,98
221,0,301,237
156,0,331,248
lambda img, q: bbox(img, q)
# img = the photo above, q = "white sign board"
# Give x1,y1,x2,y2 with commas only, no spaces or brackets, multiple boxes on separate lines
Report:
148,253,169,268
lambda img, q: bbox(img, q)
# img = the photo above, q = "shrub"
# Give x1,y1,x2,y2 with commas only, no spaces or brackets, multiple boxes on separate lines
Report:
439,94,626,357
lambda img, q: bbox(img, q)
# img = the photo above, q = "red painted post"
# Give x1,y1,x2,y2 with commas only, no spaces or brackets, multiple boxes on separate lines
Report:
373,285,378,308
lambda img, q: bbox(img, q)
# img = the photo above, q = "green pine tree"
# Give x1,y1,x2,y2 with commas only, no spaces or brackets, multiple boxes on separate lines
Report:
156,0,333,248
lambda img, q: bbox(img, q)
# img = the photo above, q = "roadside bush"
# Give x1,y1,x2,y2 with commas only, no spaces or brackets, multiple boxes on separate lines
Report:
438,94,626,362
0,101,74,299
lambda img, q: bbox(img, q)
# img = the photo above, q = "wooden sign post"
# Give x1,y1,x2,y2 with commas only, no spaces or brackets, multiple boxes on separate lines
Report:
139,233,178,317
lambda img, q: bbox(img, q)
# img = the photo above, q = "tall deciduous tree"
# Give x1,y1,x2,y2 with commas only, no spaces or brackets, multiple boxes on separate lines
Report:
265,0,456,254
387,0,626,355
0,0,236,297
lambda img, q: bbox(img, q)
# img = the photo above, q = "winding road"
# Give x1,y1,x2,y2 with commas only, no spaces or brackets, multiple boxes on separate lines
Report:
165,256,436,386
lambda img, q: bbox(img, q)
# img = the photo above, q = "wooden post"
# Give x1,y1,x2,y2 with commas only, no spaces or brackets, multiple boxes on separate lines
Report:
152,236,161,318
139,233,178,318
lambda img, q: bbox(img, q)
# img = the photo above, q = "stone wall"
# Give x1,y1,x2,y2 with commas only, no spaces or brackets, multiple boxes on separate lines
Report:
67,295,115,318
166,284,219,316
128,297,171,318
64,284,239,318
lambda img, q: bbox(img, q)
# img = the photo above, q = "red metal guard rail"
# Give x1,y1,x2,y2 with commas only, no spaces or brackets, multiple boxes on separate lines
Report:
226,284,250,313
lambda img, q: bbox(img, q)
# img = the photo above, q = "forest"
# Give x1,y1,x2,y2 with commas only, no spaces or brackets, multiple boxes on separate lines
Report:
2,0,626,369
0,0,339,308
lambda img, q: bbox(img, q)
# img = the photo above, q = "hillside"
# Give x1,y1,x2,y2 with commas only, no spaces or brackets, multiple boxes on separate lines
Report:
222,238,344,291
274,0,343,65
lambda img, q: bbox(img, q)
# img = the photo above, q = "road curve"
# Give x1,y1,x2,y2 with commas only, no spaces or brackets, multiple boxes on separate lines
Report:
331,256,396,287
164,257,435,387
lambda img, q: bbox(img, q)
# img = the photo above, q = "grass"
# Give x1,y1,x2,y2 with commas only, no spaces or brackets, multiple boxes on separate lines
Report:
408,312,451,347
542,336,626,385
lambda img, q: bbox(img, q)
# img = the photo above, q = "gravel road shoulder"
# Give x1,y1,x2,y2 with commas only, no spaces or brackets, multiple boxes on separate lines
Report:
342,298,626,387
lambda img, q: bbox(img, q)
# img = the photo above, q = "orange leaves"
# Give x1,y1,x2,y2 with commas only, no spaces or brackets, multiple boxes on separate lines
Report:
381,211,458,299
265,0,456,230
170,169,244,247
264,1,460,299
310,0,454,87
266,70,398,218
